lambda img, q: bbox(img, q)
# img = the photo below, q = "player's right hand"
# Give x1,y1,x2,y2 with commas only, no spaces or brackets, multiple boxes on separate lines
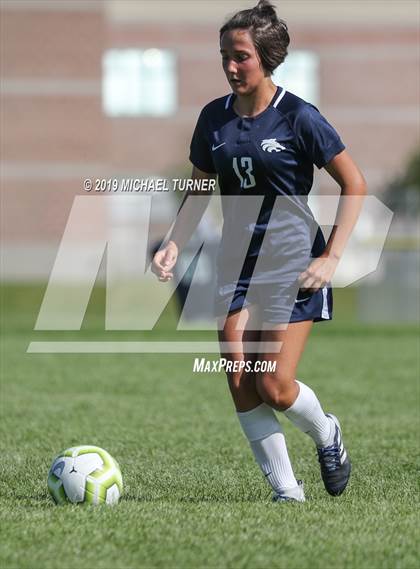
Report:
151,240,178,282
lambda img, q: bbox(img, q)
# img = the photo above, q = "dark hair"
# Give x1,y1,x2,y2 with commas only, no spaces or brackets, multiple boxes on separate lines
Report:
219,0,290,74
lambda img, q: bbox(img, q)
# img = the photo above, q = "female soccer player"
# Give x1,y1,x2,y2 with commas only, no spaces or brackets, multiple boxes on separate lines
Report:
152,0,366,502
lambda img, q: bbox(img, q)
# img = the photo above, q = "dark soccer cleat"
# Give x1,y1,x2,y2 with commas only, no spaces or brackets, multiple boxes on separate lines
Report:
317,414,351,496
272,480,305,503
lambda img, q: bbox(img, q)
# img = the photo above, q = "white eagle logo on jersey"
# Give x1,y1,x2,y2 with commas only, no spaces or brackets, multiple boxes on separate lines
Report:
261,139,286,153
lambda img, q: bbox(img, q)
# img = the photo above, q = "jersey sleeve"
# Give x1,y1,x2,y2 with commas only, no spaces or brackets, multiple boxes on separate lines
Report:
294,104,345,169
189,108,217,174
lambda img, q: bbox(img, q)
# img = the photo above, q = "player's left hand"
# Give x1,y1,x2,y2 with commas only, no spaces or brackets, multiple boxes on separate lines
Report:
298,254,339,292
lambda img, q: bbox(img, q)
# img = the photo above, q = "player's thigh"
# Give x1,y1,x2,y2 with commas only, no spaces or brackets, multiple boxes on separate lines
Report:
258,320,313,386
218,306,264,410
219,305,261,361
218,305,261,350
217,305,261,382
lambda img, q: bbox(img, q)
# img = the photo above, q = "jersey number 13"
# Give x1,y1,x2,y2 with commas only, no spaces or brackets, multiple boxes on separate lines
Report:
232,157,256,189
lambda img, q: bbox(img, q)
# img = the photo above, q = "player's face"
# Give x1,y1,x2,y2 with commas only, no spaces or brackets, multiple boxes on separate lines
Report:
220,29,266,95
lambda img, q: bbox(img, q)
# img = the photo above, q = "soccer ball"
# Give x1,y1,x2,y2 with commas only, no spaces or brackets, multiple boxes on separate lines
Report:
47,445,123,505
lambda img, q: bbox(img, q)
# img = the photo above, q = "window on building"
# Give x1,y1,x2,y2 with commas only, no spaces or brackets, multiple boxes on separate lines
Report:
102,49,177,116
272,51,319,106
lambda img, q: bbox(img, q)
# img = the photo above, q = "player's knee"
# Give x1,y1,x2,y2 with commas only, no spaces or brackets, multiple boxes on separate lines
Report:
257,370,296,410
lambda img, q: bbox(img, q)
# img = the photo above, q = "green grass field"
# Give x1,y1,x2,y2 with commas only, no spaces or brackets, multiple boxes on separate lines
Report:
1,285,419,569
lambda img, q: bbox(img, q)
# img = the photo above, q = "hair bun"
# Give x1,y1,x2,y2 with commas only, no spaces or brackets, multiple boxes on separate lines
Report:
255,0,277,20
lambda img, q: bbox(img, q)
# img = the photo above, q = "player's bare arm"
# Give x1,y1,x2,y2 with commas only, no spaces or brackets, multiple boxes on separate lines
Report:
151,166,217,282
299,150,367,292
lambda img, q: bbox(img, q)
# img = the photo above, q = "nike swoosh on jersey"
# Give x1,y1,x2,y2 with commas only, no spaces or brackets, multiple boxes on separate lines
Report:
212,142,226,151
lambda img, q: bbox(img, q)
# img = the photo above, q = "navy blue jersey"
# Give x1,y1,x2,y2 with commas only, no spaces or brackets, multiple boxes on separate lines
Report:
189,86,345,286
189,86,344,193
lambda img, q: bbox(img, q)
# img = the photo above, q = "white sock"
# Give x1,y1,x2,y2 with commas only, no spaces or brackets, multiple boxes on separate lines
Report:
283,380,334,448
237,403,298,492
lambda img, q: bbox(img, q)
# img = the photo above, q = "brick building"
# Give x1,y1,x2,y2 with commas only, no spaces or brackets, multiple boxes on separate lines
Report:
1,0,419,279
